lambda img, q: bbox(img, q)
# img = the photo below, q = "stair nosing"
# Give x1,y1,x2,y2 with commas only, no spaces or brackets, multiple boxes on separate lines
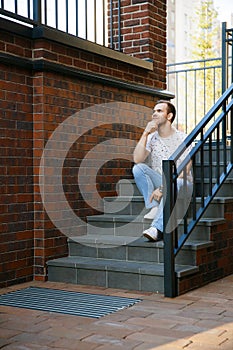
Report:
87,214,226,225
47,256,198,277
68,235,213,250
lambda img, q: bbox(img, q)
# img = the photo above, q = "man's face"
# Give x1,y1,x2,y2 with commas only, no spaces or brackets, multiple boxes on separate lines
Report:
152,103,170,125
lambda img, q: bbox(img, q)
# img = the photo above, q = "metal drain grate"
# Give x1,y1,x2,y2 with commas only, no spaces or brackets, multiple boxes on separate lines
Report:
0,287,141,318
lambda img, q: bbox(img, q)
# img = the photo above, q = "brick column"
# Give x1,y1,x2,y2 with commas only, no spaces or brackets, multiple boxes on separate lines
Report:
109,0,167,87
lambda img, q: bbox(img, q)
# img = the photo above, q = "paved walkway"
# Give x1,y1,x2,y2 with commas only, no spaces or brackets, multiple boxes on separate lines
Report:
1,276,233,350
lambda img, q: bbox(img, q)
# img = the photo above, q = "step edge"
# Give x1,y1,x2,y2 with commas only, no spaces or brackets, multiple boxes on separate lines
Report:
47,256,198,277
68,235,213,250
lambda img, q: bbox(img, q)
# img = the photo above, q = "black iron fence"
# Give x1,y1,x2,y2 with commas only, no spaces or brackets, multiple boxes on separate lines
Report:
167,23,233,135
0,0,121,49
163,82,233,297
164,23,233,297
167,57,222,134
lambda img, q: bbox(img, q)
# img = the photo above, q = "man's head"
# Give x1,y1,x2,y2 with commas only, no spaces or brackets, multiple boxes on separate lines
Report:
154,100,176,124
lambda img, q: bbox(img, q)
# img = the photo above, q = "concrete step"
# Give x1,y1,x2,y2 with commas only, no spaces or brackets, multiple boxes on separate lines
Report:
195,178,233,197
103,196,146,215
195,197,233,218
195,145,231,163
116,179,140,196
194,163,232,179
178,217,225,240
67,235,213,266
115,176,233,205
87,214,149,237
47,256,199,293
86,213,225,239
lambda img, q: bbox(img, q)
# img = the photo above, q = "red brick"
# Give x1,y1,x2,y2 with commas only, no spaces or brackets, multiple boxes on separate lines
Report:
1,1,167,287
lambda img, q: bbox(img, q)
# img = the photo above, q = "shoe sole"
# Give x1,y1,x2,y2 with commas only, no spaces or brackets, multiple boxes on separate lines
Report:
143,233,159,242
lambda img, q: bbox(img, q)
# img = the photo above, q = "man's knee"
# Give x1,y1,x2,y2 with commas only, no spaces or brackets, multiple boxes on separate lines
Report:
132,163,145,177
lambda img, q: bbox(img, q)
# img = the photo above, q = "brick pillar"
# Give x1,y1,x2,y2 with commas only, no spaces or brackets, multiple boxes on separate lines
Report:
33,72,47,280
109,0,167,63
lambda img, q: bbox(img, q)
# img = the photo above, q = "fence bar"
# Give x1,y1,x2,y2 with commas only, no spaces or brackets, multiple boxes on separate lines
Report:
33,0,41,23
55,0,58,29
27,0,30,18
209,135,212,195
102,0,105,46
94,0,97,43
66,0,68,33
110,0,113,48
231,108,233,163
118,0,121,51
44,0,47,25
185,71,188,133
216,125,220,183
222,22,227,94
85,0,88,40
75,0,78,36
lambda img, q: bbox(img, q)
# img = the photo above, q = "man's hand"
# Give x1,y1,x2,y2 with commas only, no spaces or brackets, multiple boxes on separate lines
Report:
144,120,158,135
150,188,163,203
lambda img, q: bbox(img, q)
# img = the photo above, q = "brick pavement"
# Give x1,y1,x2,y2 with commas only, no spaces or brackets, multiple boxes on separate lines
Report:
1,276,233,350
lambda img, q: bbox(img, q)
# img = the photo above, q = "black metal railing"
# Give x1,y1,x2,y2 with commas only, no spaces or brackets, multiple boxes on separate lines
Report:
163,23,233,298
0,0,121,49
222,22,233,93
163,83,233,297
167,23,233,136
167,57,222,134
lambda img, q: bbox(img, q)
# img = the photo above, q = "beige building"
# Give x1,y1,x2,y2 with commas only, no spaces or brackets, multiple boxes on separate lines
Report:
167,0,201,65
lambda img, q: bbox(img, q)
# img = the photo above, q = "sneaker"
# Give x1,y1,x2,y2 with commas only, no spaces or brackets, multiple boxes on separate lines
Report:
143,227,162,242
144,206,158,220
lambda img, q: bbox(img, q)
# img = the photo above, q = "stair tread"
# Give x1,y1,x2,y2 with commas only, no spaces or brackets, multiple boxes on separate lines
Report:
68,234,213,250
196,178,233,183
101,196,233,203
47,256,198,278
104,196,144,201
87,213,225,224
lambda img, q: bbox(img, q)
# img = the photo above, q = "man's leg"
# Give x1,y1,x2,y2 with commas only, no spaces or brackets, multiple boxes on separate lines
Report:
132,163,162,209
151,179,193,232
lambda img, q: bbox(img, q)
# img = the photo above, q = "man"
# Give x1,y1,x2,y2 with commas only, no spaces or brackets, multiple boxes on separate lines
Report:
132,100,192,242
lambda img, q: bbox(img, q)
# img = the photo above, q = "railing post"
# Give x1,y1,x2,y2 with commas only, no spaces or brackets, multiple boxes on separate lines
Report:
231,107,233,164
163,160,177,297
118,0,121,52
222,22,227,94
33,0,42,24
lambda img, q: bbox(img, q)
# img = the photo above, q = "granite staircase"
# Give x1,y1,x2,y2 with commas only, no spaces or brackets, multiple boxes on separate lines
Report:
47,147,233,295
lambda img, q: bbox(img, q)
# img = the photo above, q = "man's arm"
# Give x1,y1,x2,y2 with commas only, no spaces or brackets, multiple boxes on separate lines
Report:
133,131,150,163
133,121,157,164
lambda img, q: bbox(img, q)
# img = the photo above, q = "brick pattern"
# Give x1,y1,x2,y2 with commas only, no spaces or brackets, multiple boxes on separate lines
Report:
0,60,34,287
179,202,233,295
1,277,233,349
0,0,166,286
110,0,167,87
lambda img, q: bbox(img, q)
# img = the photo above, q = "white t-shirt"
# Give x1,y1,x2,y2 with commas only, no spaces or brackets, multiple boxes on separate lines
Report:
146,128,192,178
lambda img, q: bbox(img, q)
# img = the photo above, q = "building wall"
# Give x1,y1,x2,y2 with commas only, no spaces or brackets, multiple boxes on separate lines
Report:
0,0,170,287
0,29,34,286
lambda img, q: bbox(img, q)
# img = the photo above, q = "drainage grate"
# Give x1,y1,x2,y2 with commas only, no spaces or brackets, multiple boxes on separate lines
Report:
0,287,141,318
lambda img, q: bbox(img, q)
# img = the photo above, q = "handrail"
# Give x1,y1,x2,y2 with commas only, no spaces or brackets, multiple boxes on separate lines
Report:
163,83,233,297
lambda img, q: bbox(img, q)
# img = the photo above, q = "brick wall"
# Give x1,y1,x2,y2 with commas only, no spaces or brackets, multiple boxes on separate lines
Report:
178,201,233,295
0,38,34,286
0,0,170,286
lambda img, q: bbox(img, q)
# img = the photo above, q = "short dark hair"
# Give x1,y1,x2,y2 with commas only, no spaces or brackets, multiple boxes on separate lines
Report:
155,100,176,124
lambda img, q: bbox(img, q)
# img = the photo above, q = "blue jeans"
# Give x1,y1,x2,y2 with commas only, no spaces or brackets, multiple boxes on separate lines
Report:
132,163,192,232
